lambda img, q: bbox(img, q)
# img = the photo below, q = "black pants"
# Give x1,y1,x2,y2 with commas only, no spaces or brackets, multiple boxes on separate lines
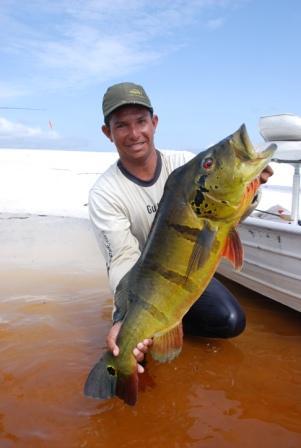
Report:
182,276,246,338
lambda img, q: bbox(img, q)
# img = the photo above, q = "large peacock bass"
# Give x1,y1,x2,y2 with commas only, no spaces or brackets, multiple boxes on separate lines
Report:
84,125,276,405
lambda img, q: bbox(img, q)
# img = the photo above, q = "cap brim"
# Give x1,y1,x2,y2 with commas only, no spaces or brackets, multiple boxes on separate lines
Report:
104,101,153,119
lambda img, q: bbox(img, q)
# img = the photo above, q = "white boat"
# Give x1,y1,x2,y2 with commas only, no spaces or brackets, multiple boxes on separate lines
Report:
260,113,301,141
218,114,301,312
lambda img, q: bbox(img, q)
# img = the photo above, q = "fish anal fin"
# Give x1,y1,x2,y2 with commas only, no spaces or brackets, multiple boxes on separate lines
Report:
116,370,139,406
222,229,243,270
151,321,183,363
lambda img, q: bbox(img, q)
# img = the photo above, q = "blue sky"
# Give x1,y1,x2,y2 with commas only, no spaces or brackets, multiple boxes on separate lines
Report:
0,0,301,152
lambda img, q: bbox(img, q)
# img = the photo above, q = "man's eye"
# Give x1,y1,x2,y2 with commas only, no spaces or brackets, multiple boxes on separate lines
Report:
202,157,213,170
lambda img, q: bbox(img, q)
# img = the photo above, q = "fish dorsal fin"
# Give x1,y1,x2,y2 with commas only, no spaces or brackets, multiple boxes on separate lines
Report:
186,220,216,278
222,229,243,270
150,321,183,363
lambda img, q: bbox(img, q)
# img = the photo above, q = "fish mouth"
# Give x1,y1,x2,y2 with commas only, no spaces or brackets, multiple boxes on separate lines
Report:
232,124,276,162
256,143,277,161
231,124,277,181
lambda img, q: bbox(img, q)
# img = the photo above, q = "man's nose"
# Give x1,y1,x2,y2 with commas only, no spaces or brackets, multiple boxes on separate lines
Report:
128,124,140,140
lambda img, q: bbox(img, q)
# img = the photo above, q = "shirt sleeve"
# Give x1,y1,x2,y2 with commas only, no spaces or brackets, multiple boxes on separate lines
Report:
88,187,141,295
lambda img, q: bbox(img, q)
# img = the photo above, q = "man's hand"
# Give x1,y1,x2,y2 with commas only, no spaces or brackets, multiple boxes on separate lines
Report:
106,321,123,357
259,165,273,184
106,322,152,373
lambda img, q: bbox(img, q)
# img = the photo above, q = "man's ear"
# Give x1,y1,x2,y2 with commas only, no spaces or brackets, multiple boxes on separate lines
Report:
102,124,113,141
152,114,159,131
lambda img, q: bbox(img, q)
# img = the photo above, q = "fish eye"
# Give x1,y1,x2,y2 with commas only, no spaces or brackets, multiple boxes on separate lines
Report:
202,157,213,170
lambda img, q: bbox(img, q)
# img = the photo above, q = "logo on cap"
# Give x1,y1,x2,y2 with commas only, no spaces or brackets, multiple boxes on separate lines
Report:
129,88,144,97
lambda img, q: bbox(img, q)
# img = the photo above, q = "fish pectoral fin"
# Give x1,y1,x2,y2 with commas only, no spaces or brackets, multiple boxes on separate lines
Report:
186,220,216,278
150,321,183,363
222,229,243,270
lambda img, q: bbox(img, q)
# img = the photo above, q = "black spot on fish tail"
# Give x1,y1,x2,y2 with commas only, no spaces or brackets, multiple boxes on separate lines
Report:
84,353,139,406
84,353,117,400
107,366,116,376
145,261,195,292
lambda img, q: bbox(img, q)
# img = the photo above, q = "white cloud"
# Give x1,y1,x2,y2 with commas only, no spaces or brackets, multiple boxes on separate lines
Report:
206,17,225,29
36,36,161,86
0,0,246,92
0,117,59,139
0,82,29,101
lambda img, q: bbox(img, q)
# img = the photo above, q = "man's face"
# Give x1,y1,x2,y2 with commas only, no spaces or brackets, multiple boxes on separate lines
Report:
102,105,158,163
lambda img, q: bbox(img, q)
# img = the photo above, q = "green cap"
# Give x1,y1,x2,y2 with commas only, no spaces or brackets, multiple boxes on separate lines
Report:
102,82,153,120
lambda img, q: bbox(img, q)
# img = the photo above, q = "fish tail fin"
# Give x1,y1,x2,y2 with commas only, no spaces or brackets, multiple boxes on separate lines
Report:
84,352,139,406
84,352,117,400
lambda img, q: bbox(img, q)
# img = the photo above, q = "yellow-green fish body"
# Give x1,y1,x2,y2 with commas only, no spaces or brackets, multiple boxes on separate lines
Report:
84,125,276,405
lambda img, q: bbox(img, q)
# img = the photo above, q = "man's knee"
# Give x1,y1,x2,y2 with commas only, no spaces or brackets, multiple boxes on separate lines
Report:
182,277,246,338
223,308,246,338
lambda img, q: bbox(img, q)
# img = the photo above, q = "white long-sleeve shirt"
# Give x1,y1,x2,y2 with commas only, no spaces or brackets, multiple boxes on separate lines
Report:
89,150,194,293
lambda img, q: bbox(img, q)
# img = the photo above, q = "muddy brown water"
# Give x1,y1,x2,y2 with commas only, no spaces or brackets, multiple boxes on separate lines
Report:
0,269,300,448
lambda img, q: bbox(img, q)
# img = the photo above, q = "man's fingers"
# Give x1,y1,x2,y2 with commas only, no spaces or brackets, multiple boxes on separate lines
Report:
137,364,145,374
107,337,119,356
133,347,144,362
136,342,148,353
112,346,119,356
260,165,274,184
107,324,152,362
133,338,153,359
106,321,122,356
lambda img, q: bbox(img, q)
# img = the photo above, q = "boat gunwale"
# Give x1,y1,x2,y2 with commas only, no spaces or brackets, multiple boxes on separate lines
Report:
242,216,301,234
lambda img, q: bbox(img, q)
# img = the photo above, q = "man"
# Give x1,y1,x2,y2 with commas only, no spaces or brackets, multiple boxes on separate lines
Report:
89,82,273,373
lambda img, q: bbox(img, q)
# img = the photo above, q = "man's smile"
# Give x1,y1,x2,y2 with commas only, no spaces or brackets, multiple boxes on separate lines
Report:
126,141,146,149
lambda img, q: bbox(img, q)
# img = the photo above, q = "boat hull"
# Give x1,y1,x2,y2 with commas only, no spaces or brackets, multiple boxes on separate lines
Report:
218,217,301,312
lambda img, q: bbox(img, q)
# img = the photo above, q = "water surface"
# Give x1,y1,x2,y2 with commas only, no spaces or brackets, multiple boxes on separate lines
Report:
0,269,300,448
